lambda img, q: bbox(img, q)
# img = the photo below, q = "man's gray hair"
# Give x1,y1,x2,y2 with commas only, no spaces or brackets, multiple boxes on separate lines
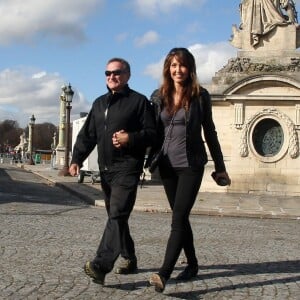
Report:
107,58,131,74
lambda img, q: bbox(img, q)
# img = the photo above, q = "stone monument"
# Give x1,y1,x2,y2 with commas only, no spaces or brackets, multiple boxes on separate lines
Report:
204,0,300,196
14,132,28,159
232,0,299,49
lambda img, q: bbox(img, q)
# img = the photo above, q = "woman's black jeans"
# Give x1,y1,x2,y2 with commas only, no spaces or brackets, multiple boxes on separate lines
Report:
158,156,204,280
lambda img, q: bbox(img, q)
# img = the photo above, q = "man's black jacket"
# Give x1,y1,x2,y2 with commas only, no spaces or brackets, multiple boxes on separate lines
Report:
71,85,156,172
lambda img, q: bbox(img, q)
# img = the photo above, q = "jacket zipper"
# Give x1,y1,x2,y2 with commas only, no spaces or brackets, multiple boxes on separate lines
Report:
103,96,111,170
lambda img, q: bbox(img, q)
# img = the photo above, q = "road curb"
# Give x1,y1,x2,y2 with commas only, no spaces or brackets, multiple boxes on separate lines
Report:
19,164,300,220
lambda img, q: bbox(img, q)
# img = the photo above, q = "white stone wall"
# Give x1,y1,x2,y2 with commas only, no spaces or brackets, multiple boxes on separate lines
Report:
201,91,300,196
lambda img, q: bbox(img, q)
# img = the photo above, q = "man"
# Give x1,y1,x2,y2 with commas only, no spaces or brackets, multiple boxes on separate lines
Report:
69,57,156,284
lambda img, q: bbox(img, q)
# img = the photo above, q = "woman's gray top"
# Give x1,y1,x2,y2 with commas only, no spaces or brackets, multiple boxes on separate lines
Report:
161,107,188,168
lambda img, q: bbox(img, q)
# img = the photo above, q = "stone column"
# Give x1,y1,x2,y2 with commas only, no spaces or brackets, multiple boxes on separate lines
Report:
296,104,300,129
56,89,67,166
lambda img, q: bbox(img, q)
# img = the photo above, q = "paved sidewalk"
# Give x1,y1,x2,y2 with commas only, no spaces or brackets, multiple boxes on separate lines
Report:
14,163,300,220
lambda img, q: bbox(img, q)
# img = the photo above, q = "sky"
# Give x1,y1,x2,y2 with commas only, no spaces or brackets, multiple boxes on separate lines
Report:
0,0,300,127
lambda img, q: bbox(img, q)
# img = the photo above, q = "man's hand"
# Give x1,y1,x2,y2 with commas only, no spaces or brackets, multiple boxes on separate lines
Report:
112,130,129,148
69,163,80,176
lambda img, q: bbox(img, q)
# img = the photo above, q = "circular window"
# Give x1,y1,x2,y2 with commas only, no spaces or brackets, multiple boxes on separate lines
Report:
252,118,284,157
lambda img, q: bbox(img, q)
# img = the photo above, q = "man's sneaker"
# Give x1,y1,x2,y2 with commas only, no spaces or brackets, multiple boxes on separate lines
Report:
114,258,137,274
84,261,106,284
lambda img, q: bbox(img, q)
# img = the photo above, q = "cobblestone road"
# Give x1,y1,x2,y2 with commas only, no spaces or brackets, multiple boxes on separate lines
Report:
0,166,300,299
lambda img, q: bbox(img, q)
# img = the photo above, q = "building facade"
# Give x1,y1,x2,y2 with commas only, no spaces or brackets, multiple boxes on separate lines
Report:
202,3,300,196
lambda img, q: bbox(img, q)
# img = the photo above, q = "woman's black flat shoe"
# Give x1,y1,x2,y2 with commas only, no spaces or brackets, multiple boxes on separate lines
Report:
149,273,166,292
175,265,198,281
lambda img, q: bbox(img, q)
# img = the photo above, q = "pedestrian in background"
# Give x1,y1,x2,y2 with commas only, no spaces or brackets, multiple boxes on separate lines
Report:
147,47,231,292
69,57,156,284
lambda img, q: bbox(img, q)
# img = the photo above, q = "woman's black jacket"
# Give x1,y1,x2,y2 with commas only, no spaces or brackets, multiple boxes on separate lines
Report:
148,88,226,173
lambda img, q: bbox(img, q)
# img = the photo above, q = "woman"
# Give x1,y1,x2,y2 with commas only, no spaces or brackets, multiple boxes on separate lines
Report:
148,48,231,293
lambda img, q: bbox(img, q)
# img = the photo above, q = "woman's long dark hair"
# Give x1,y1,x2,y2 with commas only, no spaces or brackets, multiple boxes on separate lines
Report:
159,47,201,113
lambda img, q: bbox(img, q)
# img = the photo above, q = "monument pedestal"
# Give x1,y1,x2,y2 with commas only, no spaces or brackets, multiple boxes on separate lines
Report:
55,147,65,168
231,24,300,52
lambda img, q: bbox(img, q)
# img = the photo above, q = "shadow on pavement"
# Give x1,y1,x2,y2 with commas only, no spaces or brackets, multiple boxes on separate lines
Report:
168,260,300,299
103,260,300,299
0,165,100,207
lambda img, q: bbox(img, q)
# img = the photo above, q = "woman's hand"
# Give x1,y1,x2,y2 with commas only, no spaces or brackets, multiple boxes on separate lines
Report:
212,171,231,186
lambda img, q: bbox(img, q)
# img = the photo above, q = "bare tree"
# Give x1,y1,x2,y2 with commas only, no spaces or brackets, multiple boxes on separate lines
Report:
0,120,23,151
0,120,58,153
25,122,58,150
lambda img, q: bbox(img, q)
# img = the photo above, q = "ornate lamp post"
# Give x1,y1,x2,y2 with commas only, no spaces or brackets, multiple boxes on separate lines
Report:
58,83,74,176
28,114,36,165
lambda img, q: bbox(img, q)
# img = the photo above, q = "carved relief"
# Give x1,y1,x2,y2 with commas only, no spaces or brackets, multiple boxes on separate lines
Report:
240,107,299,160
216,57,300,75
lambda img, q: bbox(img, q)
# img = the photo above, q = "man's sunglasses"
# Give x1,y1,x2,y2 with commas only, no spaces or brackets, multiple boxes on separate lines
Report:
105,69,127,76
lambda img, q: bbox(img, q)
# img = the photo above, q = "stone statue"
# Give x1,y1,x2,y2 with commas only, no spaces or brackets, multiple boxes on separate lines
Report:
15,132,27,150
13,132,28,159
279,0,298,24
239,0,288,46
233,0,299,49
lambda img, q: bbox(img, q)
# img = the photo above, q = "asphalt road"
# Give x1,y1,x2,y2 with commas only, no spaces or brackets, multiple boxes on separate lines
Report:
0,165,299,299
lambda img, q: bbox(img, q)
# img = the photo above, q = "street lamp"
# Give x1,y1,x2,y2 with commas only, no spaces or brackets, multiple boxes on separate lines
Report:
28,114,36,165
58,83,74,176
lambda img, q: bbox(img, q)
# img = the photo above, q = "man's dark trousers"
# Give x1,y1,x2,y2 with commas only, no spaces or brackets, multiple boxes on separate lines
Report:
93,170,139,273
